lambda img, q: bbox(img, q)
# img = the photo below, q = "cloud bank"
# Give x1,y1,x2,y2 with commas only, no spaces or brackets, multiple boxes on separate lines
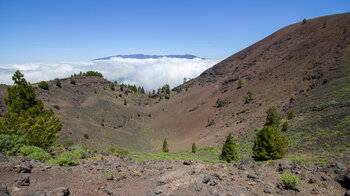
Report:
0,57,218,90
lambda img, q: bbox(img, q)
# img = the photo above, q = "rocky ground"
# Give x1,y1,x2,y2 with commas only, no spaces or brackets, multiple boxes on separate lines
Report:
0,153,349,196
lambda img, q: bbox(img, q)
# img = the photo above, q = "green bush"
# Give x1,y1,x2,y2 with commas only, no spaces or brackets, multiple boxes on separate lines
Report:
110,83,115,91
281,173,301,189
244,89,253,103
282,121,288,132
83,133,89,139
265,106,282,126
18,145,51,162
0,134,25,155
252,126,288,161
192,143,197,153
302,18,307,24
114,148,129,157
287,110,295,120
219,133,239,163
38,81,49,90
105,171,114,180
54,105,60,110
55,78,61,88
163,138,169,153
70,78,76,85
48,152,79,166
237,79,243,89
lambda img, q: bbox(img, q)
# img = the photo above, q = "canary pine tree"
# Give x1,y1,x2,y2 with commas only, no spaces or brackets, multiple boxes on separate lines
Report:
0,71,62,148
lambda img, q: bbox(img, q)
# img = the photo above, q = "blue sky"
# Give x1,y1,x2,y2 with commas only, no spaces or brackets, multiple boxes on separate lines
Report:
0,0,349,64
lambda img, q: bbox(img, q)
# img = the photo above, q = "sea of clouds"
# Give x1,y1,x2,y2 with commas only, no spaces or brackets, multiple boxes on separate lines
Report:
0,57,218,90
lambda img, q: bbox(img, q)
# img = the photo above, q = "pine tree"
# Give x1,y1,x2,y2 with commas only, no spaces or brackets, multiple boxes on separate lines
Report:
0,71,62,148
162,138,169,153
265,106,282,126
192,143,197,153
252,126,288,161
219,133,239,163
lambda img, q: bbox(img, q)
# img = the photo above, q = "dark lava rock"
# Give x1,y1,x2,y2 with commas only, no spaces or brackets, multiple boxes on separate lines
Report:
335,171,350,189
202,175,211,184
15,164,32,173
0,154,8,163
278,159,293,172
50,187,70,196
0,184,10,196
17,176,30,186
183,160,192,165
263,188,271,194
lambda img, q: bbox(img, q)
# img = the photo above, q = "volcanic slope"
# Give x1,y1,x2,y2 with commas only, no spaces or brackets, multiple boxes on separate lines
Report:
1,13,350,158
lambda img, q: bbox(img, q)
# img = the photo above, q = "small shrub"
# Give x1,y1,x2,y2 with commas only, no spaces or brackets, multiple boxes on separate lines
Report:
253,126,288,161
192,143,197,153
83,133,89,139
54,105,60,110
55,78,61,88
237,79,243,89
287,110,295,120
322,20,327,28
281,173,301,189
124,98,127,106
0,134,25,155
302,18,307,24
38,81,49,90
105,171,114,180
121,171,127,177
322,78,329,85
162,138,169,153
282,121,288,132
265,106,282,126
114,148,129,157
101,122,104,127
110,83,115,91
94,89,97,94
344,25,349,33
244,89,253,103
18,145,51,162
70,78,76,85
219,133,239,163
48,152,79,166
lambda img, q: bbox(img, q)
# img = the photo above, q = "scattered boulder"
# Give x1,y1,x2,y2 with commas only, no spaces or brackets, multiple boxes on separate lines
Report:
16,176,30,186
15,164,32,173
278,159,293,172
50,187,70,196
0,184,10,196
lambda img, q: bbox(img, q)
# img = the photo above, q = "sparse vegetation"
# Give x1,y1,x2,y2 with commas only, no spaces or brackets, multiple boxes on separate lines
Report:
287,110,295,120
253,126,288,161
70,78,76,85
48,152,79,166
302,18,307,24
322,20,327,28
244,89,253,103
54,105,60,110
280,173,301,189
219,134,239,163
322,78,329,84
71,71,103,78
38,81,49,90
83,133,89,139
192,143,197,153
18,145,51,162
0,134,25,155
105,171,114,180
110,83,115,91
162,138,169,153
55,78,61,88
265,106,282,126
124,98,127,106
282,121,288,132
344,25,348,33
238,79,243,89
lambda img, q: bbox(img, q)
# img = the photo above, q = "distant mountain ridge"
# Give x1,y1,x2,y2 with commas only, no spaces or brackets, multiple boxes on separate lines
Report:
93,54,204,61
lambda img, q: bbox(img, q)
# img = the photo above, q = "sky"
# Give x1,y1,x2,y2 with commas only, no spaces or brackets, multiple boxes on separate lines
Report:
0,0,349,89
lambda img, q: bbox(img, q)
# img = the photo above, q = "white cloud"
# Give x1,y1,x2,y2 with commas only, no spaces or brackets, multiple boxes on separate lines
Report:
0,57,218,90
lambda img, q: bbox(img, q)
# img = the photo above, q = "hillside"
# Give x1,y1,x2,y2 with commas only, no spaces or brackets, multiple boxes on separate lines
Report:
0,13,349,164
